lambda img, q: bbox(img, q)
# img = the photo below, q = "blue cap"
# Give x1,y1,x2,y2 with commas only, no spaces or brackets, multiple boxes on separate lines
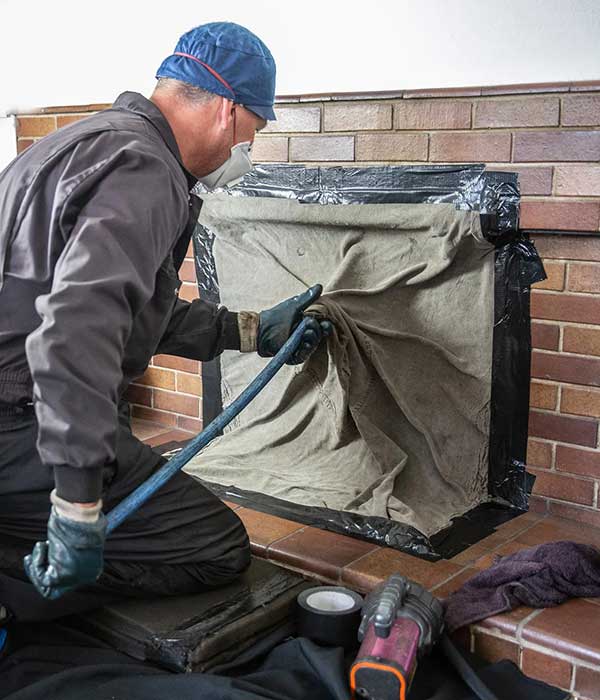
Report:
156,22,276,121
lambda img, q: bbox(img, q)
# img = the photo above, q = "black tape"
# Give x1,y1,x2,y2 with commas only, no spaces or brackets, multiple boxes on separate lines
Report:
296,586,363,649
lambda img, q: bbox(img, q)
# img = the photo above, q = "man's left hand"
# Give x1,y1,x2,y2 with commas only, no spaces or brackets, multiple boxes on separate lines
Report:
257,284,333,365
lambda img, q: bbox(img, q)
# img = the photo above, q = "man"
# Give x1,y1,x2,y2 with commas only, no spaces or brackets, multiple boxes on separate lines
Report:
0,21,330,632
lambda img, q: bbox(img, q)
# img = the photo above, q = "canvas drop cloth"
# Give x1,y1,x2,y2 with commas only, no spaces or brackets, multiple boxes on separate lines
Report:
186,196,495,536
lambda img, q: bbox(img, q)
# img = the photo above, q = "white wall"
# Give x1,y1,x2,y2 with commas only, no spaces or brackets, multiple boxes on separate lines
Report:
0,0,598,117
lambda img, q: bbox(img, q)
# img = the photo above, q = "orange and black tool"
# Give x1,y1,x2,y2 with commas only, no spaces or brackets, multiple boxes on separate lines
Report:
350,574,444,700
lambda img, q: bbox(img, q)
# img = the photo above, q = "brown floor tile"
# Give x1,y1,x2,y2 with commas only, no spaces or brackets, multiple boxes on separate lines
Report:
477,606,537,637
431,568,477,599
131,418,171,442
516,516,600,549
449,526,524,567
521,648,573,690
576,666,600,700
473,631,520,664
522,598,600,665
235,508,303,555
340,547,463,593
222,500,241,511
145,428,193,448
494,511,545,538
267,527,378,581
471,540,533,570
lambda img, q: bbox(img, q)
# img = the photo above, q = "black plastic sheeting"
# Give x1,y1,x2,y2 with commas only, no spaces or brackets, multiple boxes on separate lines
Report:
192,164,545,560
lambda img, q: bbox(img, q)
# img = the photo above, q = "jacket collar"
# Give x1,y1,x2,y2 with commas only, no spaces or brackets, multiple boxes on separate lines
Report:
112,91,198,191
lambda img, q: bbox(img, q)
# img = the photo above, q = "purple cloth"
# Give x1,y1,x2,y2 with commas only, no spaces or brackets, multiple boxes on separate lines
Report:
444,540,600,632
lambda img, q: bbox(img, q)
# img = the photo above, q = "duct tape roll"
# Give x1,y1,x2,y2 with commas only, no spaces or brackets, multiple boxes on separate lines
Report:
296,586,363,649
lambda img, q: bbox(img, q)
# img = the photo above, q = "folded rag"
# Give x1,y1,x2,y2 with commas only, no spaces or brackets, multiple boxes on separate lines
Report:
444,540,600,632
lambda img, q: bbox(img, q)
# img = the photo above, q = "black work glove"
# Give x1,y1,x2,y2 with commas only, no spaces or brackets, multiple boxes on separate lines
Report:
257,284,333,365
24,506,107,600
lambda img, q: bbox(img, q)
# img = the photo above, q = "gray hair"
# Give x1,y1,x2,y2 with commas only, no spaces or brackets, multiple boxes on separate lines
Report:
154,78,219,105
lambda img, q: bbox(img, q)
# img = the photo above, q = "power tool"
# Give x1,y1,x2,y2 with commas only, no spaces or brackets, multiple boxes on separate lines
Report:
350,574,444,700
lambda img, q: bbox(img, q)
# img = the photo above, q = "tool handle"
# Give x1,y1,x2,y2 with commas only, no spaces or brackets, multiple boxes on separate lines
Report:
106,317,313,534
374,574,409,638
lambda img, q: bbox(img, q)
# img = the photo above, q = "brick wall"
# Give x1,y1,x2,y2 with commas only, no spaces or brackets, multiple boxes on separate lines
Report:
13,80,600,524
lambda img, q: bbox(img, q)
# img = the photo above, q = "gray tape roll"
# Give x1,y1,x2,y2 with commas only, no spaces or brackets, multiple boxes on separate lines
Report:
296,586,363,649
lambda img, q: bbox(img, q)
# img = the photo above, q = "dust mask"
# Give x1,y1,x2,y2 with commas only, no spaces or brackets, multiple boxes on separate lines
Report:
198,141,253,190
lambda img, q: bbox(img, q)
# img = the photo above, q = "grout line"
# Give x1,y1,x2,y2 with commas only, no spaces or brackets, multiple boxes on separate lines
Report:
263,526,306,558
515,608,543,644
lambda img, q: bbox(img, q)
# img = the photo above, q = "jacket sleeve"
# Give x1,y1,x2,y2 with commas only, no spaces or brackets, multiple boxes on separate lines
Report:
156,297,240,360
25,147,188,503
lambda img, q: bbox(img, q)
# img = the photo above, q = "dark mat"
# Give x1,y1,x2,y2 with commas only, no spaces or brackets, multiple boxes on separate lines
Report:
66,558,308,672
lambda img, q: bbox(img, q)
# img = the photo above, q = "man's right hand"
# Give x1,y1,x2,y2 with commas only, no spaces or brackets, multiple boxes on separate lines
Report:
24,493,106,600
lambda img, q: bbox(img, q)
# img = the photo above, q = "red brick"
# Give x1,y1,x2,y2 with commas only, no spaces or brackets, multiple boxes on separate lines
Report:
531,322,560,350
153,355,200,373
263,106,320,133
123,383,152,407
56,114,87,128
39,102,108,114
528,410,597,447
251,136,288,162
531,350,600,387
530,381,559,409
177,415,203,433
132,405,177,427
403,86,481,98
508,166,553,196
289,135,353,161
561,386,600,418
154,389,199,417
179,260,196,284
481,82,570,96
563,326,600,357
429,132,511,162
548,500,600,528
531,290,600,324
16,116,56,137
179,283,199,302
527,438,554,469
17,138,34,154
176,372,202,396
576,665,600,700
532,261,565,291
556,444,600,478
135,366,176,391
393,100,471,130
532,234,600,262
555,165,600,197
521,648,572,690
474,97,558,128
529,467,595,505
570,81,600,91
355,133,427,161
324,103,392,131
513,130,600,162
562,95,600,126
473,632,519,664
521,200,600,231
528,495,549,514
568,262,600,293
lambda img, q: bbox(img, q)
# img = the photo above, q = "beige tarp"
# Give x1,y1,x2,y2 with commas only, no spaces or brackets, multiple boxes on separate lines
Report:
185,196,495,536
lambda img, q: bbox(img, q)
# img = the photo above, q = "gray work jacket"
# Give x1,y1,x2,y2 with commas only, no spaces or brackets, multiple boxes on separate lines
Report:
0,92,240,502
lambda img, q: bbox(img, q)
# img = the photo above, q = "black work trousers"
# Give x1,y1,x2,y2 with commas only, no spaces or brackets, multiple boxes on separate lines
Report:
0,407,251,622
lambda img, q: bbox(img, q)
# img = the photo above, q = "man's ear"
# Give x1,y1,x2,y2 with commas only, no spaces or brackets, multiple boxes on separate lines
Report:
216,97,235,132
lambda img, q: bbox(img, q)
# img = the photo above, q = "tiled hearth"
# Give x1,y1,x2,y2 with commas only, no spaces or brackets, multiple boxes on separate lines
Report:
134,419,600,699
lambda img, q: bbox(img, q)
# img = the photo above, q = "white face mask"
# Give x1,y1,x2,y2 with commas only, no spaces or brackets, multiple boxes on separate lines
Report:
198,140,253,191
